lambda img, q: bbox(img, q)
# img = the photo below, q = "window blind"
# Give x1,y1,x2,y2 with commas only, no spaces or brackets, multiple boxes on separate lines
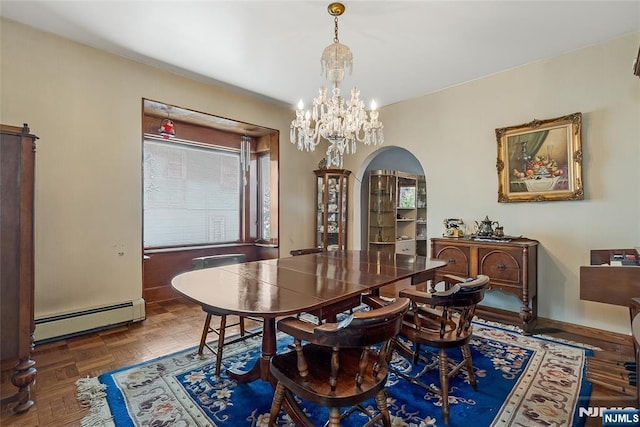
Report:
143,138,240,247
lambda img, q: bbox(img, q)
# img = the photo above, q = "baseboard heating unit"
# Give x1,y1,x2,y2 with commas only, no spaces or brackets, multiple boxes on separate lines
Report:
34,298,145,344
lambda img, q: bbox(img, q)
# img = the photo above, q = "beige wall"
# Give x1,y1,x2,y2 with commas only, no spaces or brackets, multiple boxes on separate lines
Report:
2,18,639,335
345,32,640,334
0,18,319,320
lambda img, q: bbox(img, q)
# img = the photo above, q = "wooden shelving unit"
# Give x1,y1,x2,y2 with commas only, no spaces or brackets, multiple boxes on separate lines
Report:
368,171,424,256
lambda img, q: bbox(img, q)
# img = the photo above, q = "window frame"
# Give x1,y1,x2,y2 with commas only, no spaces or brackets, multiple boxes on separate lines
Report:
142,99,279,251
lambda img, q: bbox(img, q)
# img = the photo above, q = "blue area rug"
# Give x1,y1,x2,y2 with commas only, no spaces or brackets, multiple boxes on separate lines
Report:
78,320,593,426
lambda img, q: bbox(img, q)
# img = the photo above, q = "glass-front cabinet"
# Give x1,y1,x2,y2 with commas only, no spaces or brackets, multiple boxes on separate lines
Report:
315,169,350,251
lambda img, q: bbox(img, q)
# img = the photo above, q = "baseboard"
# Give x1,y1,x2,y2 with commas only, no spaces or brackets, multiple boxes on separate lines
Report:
477,305,632,347
34,298,146,344
536,316,633,347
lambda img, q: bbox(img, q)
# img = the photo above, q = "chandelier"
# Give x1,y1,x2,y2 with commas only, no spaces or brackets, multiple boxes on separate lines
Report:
290,2,383,168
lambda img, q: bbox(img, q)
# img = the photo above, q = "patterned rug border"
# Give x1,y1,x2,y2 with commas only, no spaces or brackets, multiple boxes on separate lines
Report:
472,318,603,351
76,318,593,426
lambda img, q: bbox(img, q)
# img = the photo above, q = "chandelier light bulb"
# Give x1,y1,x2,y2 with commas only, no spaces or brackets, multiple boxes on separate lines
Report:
290,2,383,168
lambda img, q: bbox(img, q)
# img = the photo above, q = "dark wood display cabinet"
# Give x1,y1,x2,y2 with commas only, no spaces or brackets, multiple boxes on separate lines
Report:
431,237,539,334
315,169,350,251
1,124,39,413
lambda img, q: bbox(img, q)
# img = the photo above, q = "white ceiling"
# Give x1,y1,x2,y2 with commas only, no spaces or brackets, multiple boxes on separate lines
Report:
2,1,639,109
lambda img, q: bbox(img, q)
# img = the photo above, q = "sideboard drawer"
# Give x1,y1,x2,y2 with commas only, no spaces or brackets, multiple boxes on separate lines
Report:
432,243,470,276
478,248,521,285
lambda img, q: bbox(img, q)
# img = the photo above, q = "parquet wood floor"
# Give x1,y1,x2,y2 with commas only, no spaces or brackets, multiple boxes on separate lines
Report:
1,283,636,426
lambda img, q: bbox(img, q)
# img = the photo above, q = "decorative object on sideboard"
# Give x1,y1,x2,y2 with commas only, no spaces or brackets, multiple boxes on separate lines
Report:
290,2,383,169
474,215,499,236
634,44,640,77
466,216,520,243
496,112,583,203
443,218,465,238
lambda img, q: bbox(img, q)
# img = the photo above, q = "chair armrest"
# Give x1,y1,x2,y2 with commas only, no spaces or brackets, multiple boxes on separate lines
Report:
361,294,389,309
352,297,409,321
277,317,320,342
459,275,490,291
399,284,461,303
443,274,468,284
443,274,490,291
278,313,365,342
280,299,410,344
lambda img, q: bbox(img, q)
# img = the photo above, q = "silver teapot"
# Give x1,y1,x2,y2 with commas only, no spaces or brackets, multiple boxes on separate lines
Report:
475,215,500,236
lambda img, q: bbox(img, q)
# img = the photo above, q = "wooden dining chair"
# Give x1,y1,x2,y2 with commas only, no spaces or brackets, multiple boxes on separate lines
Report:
191,253,261,377
395,274,490,424
267,297,411,427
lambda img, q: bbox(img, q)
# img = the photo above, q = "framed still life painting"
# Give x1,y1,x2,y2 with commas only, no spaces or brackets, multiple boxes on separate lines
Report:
496,112,583,203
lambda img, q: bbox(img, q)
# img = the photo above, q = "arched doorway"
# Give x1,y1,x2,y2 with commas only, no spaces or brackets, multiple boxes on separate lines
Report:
352,146,425,250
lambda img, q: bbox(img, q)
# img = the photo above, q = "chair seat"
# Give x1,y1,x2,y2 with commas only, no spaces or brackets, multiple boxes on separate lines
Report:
270,344,388,408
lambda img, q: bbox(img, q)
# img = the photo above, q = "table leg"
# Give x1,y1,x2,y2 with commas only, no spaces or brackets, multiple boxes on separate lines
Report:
227,317,276,383
412,270,436,292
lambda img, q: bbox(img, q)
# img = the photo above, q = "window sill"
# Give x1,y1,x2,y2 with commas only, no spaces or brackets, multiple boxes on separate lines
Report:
144,241,278,255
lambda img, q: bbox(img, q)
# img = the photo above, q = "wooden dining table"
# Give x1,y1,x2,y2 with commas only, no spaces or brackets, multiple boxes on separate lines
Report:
171,249,446,384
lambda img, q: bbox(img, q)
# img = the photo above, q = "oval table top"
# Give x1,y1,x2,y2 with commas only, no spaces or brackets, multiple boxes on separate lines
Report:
171,250,446,318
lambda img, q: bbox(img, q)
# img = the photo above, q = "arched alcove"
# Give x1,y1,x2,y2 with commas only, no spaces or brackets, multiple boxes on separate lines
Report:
352,147,425,250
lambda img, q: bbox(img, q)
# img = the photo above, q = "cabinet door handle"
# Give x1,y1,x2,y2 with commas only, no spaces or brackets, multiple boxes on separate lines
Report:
496,263,506,271
447,258,456,264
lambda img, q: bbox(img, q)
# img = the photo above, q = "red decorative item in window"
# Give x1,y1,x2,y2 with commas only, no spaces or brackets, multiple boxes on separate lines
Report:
159,118,175,139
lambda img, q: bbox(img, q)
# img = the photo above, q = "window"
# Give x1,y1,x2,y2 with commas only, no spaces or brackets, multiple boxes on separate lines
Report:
258,154,271,241
142,99,279,249
143,138,241,247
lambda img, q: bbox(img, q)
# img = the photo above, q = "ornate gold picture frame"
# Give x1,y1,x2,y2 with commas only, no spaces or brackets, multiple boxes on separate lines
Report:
496,112,583,203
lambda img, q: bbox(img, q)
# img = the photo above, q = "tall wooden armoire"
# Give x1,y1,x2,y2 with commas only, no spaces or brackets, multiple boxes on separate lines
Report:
1,124,38,413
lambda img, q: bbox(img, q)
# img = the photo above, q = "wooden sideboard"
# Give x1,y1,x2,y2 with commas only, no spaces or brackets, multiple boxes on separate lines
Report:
430,237,539,333
1,124,38,413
